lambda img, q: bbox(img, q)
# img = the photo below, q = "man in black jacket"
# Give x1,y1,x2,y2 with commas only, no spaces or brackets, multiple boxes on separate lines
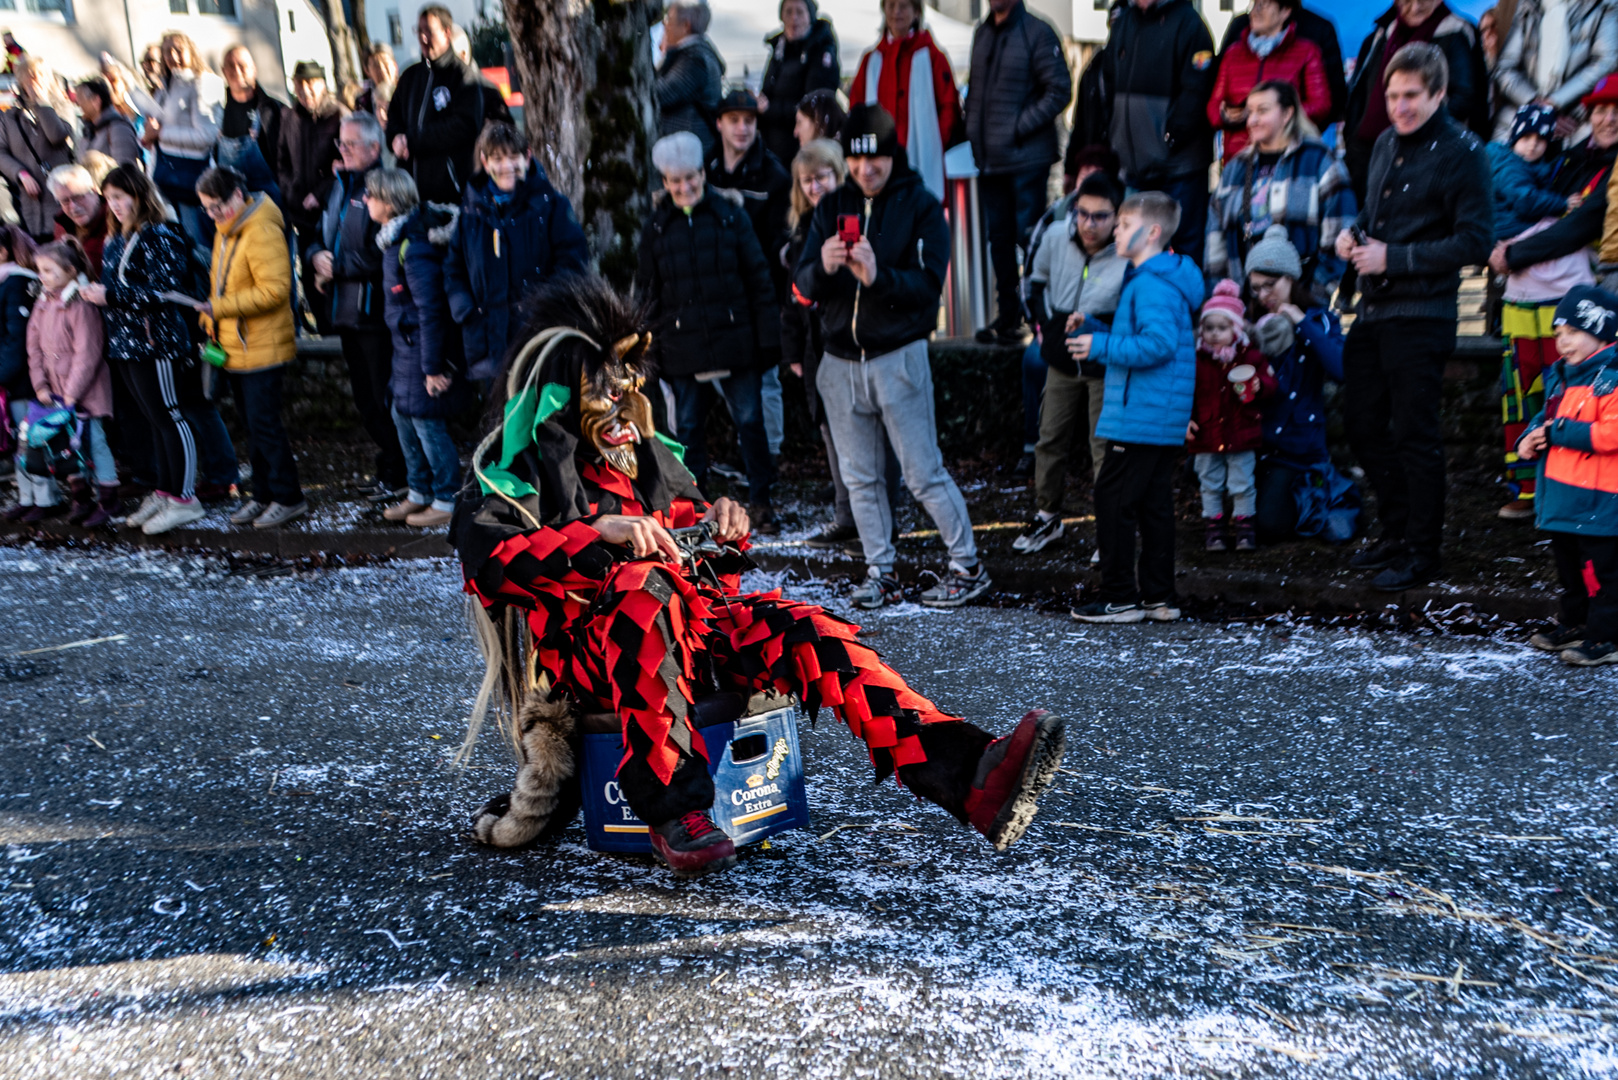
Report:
386,4,484,203
1336,43,1492,591
656,0,725,161
967,0,1073,344
794,104,990,611
308,112,406,501
219,46,284,185
1099,0,1217,266
1342,0,1490,200
707,89,793,290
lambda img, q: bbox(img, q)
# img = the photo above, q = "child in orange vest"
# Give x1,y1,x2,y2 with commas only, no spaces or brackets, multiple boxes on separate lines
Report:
1516,285,1618,666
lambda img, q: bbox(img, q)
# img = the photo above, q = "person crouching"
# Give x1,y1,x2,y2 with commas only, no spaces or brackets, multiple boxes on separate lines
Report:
1188,279,1274,552
364,167,464,529
1516,285,1618,666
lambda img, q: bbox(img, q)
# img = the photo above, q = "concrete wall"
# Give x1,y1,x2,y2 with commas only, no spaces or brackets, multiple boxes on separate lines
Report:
1,0,331,98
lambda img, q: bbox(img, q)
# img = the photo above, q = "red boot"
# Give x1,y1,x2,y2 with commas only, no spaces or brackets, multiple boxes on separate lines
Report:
963,709,1067,851
65,476,95,524
649,811,737,878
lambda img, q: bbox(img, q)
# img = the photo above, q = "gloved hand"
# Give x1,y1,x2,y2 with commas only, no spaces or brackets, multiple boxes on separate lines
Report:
1254,312,1295,357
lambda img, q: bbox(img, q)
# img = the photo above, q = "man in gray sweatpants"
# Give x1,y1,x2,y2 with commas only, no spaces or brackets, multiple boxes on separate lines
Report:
794,103,990,610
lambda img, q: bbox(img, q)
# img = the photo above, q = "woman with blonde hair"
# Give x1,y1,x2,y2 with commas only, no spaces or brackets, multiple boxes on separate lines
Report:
848,0,962,200
0,54,77,241
143,30,225,258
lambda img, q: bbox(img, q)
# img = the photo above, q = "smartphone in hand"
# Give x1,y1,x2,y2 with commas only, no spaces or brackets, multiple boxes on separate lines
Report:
836,214,861,245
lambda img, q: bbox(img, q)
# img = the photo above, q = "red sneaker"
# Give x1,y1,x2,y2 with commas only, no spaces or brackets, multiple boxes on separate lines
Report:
649,811,737,878
963,709,1066,851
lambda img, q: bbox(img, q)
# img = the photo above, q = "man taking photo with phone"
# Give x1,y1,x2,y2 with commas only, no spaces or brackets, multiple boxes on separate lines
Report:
794,103,990,610
1334,42,1491,591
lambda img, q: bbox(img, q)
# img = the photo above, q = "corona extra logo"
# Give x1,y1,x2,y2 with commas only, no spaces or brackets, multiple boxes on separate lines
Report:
732,782,782,805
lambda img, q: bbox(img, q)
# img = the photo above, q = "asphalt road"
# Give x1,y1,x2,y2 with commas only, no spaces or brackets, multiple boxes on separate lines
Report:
1,547,1616,1079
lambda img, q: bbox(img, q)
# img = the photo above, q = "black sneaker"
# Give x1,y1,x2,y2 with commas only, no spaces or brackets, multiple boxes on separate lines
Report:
749,502,780,535
1071,601,1145,623
364,483,408,504
1531,624,1585,652
1562,641,1618,667
1012,514,1064,554
649,811,737,878
804,522,859,548
851,570,903,609
974,320,1028,346
1349,538,1406,570
1009,452,1035,479
1373,551,1440,592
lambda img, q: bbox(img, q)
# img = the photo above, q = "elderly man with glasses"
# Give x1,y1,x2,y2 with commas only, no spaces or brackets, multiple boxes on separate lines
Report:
306,111,408,503
46,165,110,276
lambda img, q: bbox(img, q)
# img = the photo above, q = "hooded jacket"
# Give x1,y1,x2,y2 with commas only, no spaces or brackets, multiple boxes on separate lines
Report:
1088,250,1205,446
656,35,725,160
0,264,38,395
101,221,194,367
1101,0,1216,186
0,101,74,237
1486,142,1569,242
760,18,841,164
965,1,1072,176
277,94,348,233
381,203,466,419
1206,23,1331,162
203,194,295,373
1187,342,1274,454
444,167,591,381
27,281,110,419
385,49,484,203
151,69,226,161
1344,5,1489,155
309,162,387,330
83,110,142,170
1493,0,1618,131
635,187,780,378
792,163,951,361
1353,109,1494,323
1524,345,1618,536
1028,231,1126,377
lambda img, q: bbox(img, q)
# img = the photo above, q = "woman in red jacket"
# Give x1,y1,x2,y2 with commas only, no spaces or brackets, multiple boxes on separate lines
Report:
849,0,963,200
1207,0,1331,163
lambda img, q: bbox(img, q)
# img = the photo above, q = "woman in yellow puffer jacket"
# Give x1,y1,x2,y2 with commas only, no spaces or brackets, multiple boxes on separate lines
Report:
196,165,308,529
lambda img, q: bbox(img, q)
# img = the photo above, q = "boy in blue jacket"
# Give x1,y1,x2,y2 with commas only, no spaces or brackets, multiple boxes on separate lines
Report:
1068,191,1205,623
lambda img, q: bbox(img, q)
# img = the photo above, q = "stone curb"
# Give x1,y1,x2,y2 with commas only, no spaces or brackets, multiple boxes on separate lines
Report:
0,518,1556,623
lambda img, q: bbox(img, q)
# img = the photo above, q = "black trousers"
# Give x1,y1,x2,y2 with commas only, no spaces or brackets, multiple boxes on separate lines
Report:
338,327,406,490
1255,460,1304,543
978,165,1049,327
1343,316,1453,557
115,357,197,500
228,367,303,505
1094,441,1179,605
1551,532,1618,643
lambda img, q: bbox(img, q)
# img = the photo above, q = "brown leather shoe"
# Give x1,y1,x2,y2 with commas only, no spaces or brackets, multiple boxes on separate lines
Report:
383,499,428,522
1498,499,1534,521
405,506,452,528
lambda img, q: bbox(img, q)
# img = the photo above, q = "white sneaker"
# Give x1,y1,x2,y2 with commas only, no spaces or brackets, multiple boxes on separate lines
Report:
229,500,268,526
124,493,164,528
1142,601,1181,622
253,501,309,529
142,498,207,535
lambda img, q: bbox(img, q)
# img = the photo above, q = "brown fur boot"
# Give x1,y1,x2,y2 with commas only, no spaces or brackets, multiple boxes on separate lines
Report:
470,696,580,847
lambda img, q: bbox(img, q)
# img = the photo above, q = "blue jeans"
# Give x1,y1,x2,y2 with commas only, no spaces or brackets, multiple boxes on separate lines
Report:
81,417,116,487
666,369,775,504
183,404,239,487
228,367,302,506
1021,342,1047,453
1145,175,1210,269
391,407,461,509
980,165,1050,328
760,366,784,456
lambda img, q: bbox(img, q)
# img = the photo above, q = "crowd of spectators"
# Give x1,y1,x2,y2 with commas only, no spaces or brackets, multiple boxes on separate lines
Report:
4,0,1618,660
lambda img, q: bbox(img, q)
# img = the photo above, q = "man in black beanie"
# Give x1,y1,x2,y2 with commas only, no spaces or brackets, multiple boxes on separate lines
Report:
793,103,991,610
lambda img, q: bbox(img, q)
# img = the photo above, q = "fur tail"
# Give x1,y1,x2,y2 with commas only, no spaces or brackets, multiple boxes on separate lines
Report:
470,695,578,847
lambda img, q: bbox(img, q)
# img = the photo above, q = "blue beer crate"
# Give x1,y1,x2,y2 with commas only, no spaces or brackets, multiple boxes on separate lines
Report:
579,696,810,854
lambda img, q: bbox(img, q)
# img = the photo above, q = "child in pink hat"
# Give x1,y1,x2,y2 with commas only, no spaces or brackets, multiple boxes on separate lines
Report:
1188,279,1275,551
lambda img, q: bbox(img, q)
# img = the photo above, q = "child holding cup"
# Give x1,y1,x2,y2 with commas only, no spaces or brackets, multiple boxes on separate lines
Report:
1187,279,1275,551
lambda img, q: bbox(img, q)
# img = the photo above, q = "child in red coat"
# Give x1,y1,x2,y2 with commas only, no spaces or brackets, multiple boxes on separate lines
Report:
1188,279,1276,551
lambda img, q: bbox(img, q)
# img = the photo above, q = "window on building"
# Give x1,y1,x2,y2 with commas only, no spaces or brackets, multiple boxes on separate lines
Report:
169,0,187,12
24,0,72,14
388,10,403,46
196,0,236,15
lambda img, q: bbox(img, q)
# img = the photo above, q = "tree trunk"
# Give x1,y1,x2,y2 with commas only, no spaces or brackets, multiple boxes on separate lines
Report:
323,0,363,92
502,0,659,288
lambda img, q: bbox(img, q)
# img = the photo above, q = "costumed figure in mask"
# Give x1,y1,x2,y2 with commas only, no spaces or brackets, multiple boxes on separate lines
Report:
453,276,1067,877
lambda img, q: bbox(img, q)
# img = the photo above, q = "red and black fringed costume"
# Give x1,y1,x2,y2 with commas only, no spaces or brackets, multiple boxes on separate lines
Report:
454,278,1064,863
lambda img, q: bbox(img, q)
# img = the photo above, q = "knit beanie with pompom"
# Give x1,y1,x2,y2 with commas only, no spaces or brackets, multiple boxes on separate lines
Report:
1199,278,1247,327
